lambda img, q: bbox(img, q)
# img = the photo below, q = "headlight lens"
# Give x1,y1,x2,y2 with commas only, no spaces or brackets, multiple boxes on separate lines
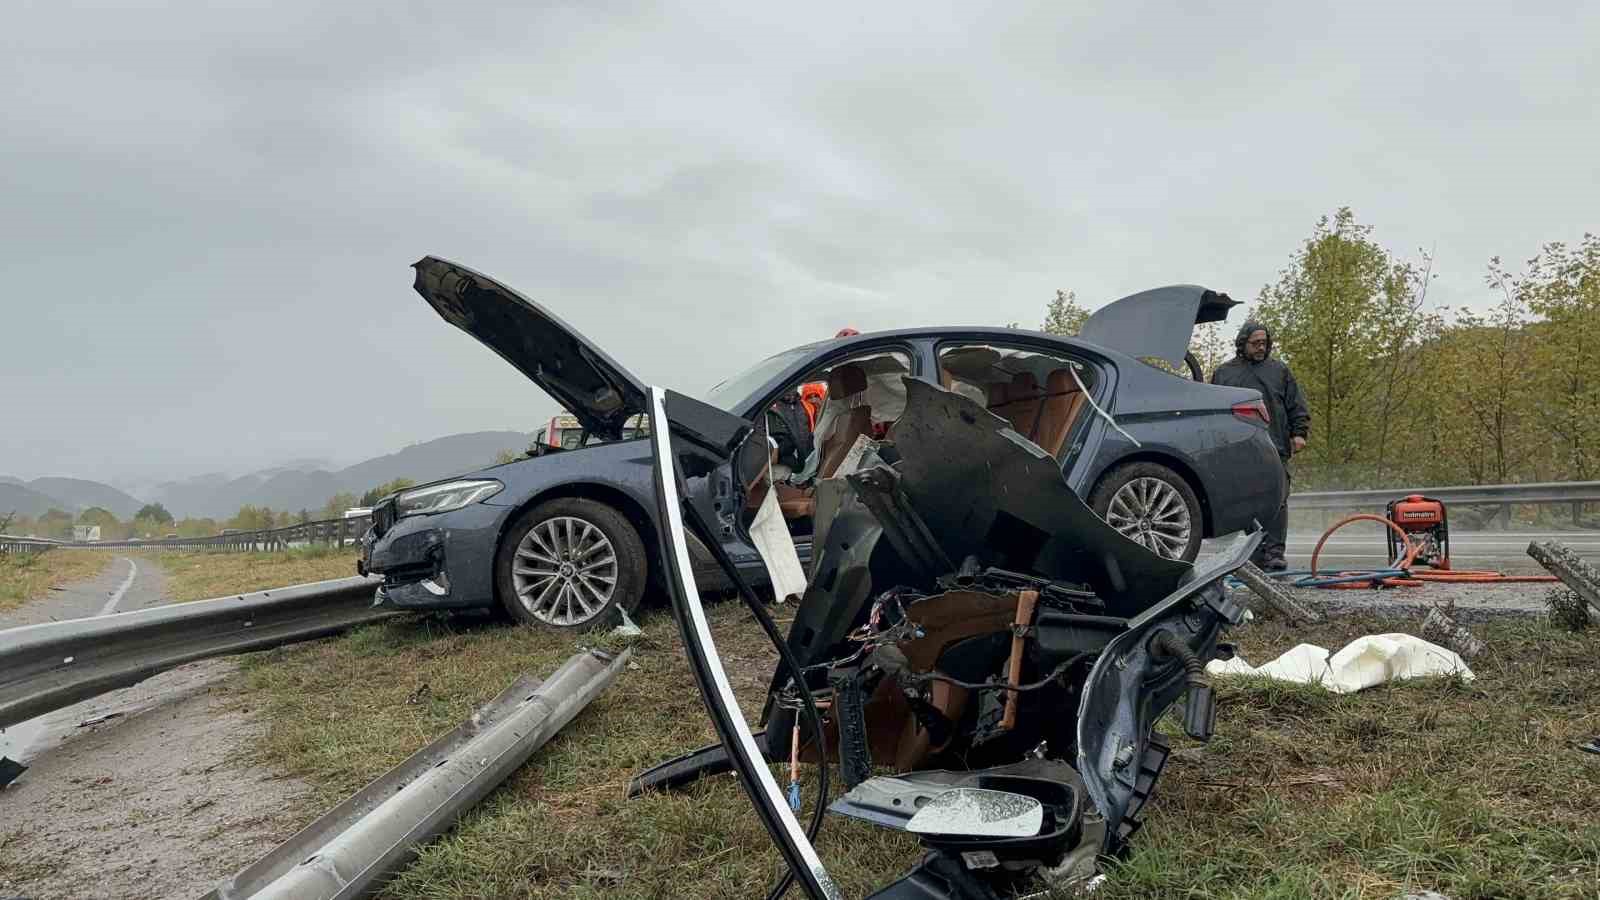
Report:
394,479,503,517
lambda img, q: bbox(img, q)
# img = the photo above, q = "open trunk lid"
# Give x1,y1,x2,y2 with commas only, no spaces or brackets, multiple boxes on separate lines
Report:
411,256,648,440
1077,285,1239,368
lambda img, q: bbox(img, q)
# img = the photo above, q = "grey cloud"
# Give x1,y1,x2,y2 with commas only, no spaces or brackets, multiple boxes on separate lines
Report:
2,0,1596,484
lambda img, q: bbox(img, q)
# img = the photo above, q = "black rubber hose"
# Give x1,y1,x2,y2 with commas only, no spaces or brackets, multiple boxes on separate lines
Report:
1151,630,1206,688
676,501,829,900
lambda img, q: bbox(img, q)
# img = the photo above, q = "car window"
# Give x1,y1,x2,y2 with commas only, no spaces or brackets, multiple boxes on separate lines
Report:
702,345,820,412
937,342,1096,459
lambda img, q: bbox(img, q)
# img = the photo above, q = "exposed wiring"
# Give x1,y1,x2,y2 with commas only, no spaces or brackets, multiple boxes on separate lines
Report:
1069,363,1141,448
675,500,828,900
906,655,1086,693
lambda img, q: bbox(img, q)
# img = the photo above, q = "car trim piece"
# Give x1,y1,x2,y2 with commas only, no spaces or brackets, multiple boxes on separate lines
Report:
646,386,841,900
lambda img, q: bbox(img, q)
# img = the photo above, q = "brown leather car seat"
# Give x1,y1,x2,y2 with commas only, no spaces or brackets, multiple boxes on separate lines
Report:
988,372,1043,435
1033,368,1087,456
778,363,872,520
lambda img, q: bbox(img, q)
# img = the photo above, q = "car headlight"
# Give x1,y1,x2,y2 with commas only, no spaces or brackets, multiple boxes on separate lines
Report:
394,479,503,517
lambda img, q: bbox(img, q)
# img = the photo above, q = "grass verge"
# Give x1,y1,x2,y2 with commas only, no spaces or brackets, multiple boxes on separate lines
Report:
230,600,1600,899
149,545,361,602
0,549,116,613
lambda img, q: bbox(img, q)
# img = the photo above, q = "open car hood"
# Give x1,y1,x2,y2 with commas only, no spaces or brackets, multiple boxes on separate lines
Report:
1077,285,1239,367
411,257,648,441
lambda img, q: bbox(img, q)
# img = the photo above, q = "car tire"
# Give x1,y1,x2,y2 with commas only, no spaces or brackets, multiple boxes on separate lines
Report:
1089,462,1204,563
494,497,648,630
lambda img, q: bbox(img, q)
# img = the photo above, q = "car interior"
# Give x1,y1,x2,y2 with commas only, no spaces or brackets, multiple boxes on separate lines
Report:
753,344,1096,540
937,343,1093,459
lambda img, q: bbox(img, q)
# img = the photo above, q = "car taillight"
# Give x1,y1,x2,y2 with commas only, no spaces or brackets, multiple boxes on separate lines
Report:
1231,399,1270,425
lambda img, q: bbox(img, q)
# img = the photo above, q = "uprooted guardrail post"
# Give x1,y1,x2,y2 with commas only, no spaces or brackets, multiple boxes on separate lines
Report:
1527,539,1600,617
0,576,390,730
206,646,631,900
1233,560,1322,624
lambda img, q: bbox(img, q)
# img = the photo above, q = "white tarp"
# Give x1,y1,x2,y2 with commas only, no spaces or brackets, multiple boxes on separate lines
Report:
1205,633,1473,694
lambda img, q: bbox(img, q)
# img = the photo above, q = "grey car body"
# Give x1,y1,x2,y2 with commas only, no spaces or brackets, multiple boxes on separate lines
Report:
361,257,1284,626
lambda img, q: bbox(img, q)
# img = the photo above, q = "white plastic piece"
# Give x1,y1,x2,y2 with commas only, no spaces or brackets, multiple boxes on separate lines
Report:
1206,633,1473,694
749,485,808,604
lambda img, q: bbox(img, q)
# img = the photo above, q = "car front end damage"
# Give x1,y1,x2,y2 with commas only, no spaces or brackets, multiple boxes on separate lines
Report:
359,481,507,609
641,377,1260,898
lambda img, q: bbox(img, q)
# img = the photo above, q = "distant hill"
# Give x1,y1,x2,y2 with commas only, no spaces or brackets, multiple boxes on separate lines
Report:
150,431,532,518
27,477,146,519
0,482,72,518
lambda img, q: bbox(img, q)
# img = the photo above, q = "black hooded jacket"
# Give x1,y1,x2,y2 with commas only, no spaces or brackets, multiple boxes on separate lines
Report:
1210,321,1310,460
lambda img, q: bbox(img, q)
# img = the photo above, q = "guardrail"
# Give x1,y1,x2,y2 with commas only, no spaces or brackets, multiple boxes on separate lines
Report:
14,515,374,553
0,535,63,555
0,575,388,730
1290,480,1600,527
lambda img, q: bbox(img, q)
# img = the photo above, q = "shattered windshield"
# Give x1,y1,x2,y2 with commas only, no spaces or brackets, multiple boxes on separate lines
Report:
701,345,819,412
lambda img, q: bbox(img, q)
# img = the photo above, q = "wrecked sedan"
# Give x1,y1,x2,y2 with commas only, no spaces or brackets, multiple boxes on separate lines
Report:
360,257,1282,631
634,368,1263,896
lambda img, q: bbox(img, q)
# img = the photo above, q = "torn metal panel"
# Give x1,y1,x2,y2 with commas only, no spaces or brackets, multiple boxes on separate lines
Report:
646,386,842,900
207,647,630,900
892,378,1191,617
1076,530,1256,850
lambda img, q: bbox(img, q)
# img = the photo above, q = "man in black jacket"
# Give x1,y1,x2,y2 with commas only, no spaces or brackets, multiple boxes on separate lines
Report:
1211,321,1310,570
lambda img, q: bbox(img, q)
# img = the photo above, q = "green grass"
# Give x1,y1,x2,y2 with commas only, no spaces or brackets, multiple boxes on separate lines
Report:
0,549,117,613
226,600,1600,898
149,545,360,602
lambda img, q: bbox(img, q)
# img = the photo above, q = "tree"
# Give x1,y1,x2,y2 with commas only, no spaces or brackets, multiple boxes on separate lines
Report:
1519,235,1600,482
39,508,74,539
1434,272,1535,485
1041,289,1089,336
227,505,278,531
320,492,360,520
360,478,416,508
1254,208,1432,488
492,448,524,466
135,502,174,525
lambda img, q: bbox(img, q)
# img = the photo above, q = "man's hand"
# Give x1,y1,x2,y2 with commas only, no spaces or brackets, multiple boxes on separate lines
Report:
1292,436,1307,454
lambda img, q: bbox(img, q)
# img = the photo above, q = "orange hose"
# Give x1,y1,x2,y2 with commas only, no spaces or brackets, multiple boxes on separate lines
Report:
1306,514,1559,587
1309,514,1418,576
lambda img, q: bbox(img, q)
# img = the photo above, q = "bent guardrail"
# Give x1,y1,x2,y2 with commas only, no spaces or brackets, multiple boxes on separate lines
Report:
0,575,388,730
207,648,631,900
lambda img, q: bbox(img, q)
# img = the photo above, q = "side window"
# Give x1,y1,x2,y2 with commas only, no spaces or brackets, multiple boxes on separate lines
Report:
937,343,1096,458
766,349,912,479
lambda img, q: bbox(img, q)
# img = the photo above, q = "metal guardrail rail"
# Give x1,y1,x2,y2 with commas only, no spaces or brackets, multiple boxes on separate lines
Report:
1290,480,1600,510
2,516,373,553
0,575,389,730
206,648,631,900
0,535,63,555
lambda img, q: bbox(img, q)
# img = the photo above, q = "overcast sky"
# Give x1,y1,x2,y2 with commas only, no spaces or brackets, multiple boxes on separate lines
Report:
3,1,1596,488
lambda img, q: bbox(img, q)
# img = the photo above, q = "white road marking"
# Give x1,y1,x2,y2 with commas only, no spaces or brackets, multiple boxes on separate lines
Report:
98,557,138,616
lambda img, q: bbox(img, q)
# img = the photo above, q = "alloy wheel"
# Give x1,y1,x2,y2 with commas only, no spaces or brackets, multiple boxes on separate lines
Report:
1105,477,1192,560
511,515,618,626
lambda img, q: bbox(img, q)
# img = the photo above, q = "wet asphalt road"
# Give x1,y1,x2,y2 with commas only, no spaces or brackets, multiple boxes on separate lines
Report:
1204,529,1600,575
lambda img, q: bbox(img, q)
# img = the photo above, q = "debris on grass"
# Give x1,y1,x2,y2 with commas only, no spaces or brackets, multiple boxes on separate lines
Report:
1547,587,1591,633
1418,606,1486,660
1206,633,1472,693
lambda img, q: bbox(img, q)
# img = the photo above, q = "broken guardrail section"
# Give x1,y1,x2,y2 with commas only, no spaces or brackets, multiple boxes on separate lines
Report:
206,646,631,900
0,576,392,731
1527,539,1600,618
